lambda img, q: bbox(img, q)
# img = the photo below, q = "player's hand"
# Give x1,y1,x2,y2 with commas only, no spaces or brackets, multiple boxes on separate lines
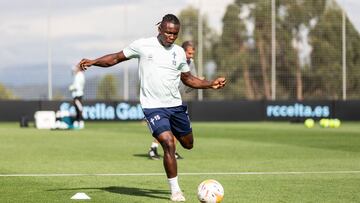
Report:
78,59,95,71
210,77,226,89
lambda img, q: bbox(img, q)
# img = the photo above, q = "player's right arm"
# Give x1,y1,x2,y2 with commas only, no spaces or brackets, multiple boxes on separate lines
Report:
78,51,129,70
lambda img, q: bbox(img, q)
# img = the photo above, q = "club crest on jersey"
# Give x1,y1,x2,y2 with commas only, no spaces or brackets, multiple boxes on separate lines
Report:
172,52,176,66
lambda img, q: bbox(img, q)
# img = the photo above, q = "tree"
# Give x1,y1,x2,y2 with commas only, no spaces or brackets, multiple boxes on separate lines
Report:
277,0,327,100
177,6,218,66
233,0,328,100
212,3,253,99
0,83,14,99
177,6,221,100
96,74,119,100
234,0,273,100
309,2,360,99
189,0,360,100
345,15,360,99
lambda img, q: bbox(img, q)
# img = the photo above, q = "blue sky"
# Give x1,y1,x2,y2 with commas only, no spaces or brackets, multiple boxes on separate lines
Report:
0,0,233,86
0,0,358,86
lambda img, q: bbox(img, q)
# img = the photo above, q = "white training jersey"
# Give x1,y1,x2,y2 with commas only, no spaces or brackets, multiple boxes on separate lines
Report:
70,71,85,98
123,37,190,108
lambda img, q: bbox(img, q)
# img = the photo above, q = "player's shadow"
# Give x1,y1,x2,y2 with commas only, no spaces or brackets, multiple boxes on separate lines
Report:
132,153,150,158
48,186,169,200
103,186,168,200
132,153,163,159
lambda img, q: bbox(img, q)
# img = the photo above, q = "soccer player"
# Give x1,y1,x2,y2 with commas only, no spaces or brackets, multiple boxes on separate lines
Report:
179,40,202,93
78,14,226,202
148,40,198,160
68,65,85,129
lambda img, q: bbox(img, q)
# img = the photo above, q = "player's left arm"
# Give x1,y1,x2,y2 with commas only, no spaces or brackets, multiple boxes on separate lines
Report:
181,72,226,89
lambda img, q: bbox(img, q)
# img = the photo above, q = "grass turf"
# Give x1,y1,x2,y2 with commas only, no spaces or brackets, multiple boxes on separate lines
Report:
0,121,359,202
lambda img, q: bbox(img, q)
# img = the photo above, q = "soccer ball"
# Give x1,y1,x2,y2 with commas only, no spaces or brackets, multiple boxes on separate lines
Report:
197,179,224,203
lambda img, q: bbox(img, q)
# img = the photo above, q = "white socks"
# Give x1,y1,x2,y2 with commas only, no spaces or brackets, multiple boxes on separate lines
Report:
168,176,181,194
151,142,159,149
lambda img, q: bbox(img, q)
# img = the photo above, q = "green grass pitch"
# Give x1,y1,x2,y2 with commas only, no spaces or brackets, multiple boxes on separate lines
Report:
0,121,360,202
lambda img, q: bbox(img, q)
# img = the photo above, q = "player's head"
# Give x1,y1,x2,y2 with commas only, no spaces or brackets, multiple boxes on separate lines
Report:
182,41,195,61
157,14,180,48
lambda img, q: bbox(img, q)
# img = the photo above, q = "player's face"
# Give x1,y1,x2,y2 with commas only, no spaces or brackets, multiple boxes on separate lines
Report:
158,22,180,47
185,46,195,60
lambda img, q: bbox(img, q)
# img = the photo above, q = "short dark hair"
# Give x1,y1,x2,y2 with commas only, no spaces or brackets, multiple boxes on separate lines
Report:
157,14,180,27
182,41,194,50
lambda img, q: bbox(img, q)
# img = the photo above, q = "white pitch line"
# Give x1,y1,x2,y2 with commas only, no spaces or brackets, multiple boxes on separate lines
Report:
1,171,360,177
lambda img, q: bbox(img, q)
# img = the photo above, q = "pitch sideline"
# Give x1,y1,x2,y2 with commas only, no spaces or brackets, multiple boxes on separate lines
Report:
1,171,360,177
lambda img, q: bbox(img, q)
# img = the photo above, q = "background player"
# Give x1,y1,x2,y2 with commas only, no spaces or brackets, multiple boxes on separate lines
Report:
68,65,85,129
